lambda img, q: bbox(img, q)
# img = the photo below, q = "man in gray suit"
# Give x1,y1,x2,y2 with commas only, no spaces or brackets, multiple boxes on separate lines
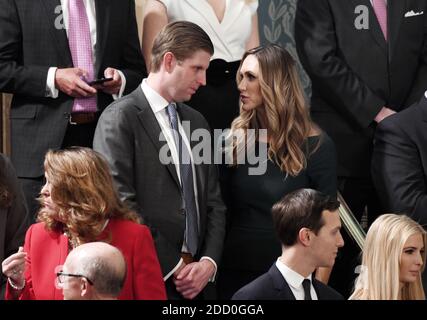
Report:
93,21,226,300
0,0,145,220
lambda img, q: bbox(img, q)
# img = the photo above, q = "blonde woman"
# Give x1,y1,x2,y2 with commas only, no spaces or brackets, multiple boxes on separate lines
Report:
142,0,259,130
350,214,426,300
218,44,338,299
2,147,166,300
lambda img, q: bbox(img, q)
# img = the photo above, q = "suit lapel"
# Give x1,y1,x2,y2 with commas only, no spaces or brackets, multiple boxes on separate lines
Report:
41,0,72,66
388,0,406,62
269,265,297,300
135,90,181,188
94,0,111,76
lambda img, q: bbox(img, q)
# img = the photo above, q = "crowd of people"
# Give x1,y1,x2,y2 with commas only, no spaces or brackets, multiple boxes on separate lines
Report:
1,0,427,300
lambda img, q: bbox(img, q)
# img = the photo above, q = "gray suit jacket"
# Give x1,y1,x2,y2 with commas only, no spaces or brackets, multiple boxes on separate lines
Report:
93,87,226,276
0,0,145,178
0,154,30,298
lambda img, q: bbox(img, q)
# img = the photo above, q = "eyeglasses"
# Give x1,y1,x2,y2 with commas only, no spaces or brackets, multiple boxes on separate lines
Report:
56,271,94,285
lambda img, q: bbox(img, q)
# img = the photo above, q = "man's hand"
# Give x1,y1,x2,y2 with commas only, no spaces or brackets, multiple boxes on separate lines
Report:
94,67,122,95
173,260,215,299
374,106,396,123
55,68,97,97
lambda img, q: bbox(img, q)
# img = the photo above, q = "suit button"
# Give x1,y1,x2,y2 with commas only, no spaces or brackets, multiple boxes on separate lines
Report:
180,209,186,215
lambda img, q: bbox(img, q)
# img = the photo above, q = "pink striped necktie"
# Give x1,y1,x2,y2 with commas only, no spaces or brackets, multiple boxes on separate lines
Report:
372,0,388,41
68,0,97,113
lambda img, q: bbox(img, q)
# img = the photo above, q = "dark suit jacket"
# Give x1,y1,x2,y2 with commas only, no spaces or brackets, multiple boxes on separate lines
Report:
372,96,427,226
93,87,226,276
0,154,29,299
232,264,344,300
295,0,427,177
0,0,145,178
5,219,166,300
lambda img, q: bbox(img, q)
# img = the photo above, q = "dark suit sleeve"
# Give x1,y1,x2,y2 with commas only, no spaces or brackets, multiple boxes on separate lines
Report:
405,13,427,106
372,116,427,226
93,103,181,276
119,1,146,94
0,0,49,96
295,0,383,128
0,156,30,297
200,161,226,264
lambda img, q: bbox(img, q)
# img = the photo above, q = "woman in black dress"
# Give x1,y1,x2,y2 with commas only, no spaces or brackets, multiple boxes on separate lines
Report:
218,44,337,299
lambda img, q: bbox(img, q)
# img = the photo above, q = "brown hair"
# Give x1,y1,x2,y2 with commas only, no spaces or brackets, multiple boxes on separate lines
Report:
150,21,214,72
272,188,340,246
230,44,318,176
38,147,141,243
0,155,13,208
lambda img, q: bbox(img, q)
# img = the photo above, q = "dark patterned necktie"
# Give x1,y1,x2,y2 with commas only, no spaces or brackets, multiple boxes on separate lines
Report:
302,279,312,300
166,103,199,256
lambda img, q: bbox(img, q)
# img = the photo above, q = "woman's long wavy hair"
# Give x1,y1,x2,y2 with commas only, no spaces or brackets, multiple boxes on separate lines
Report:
229,44,316,176
37,147,141,244
350,214,426,300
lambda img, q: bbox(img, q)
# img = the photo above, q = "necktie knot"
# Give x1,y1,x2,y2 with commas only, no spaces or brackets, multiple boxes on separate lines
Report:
166,103,178,130
302,279,312,300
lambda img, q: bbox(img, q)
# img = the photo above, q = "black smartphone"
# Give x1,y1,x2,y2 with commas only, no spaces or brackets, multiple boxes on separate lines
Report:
87,77,113,86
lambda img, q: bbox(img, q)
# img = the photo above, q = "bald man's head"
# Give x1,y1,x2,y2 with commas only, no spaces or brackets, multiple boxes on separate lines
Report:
61,242,127,300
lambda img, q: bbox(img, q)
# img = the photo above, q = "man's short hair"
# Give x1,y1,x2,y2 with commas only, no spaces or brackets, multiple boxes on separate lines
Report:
272,189,340,246
150,21,214,72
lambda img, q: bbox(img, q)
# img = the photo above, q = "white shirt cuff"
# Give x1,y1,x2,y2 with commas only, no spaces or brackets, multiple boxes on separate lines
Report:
112,70,126,100
200,256,217,282
46,67,59,98
163,258,183,281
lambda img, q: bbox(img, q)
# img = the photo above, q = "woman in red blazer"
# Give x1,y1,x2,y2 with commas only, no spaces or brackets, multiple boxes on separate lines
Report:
2,147,166,300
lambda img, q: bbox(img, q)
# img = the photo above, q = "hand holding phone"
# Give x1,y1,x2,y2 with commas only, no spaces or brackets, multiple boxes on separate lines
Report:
88,77,113,86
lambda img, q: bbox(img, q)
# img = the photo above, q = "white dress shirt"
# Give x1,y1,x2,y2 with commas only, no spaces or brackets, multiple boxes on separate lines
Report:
141,80,217,281
46,0,125,101
275,258,318,300
159,0,258,62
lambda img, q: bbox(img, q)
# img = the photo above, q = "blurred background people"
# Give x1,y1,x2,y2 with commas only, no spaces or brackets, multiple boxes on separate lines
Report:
2,147,166,300
232,189,344,300
295,0,427,296
218,44,337,299
142,0,259,131
0,0,146,220
350,214,425,300
58,242,126,300
0,153,29,298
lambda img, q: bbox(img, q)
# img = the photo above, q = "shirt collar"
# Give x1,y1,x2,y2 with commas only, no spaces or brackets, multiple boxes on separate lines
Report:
276,258,313,290
141,79,170,114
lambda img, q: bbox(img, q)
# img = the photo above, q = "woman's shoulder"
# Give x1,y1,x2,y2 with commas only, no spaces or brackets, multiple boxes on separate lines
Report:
110,219,150,234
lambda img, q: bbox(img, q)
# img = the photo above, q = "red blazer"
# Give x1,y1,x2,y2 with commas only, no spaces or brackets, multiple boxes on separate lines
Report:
6,219,166,300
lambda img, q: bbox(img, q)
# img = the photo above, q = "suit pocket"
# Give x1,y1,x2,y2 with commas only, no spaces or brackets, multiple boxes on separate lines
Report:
10,104,38,119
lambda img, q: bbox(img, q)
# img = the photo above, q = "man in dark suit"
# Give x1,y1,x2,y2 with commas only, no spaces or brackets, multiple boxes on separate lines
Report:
93,21,226,300
0,0,145,220
372,95,427,291
232,189,344,300
295,0,427,296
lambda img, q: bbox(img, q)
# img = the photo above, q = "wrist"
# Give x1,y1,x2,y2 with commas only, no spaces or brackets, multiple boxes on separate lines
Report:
8,277,25,291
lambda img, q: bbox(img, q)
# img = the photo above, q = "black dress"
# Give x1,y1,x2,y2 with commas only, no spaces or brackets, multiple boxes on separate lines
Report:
217,134,337,299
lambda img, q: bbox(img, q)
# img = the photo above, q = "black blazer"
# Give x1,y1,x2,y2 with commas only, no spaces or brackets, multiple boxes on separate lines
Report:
372,96,427,226
0,0,145,178
232,264,344,300
295,0,427,177
93,87,226,276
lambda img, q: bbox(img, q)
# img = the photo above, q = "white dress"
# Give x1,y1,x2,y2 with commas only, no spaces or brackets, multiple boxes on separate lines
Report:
159,0,258,62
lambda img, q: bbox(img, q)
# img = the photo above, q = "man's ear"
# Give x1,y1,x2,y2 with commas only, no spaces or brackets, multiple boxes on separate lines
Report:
163,52,176,73
80,278,91,299
298,228,312,246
